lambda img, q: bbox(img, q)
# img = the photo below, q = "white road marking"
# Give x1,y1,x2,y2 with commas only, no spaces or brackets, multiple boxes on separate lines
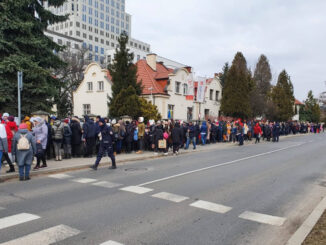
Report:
100,240,124,245
0,213,40,230
49,173,72,179
120,186,153,194
72,178,97,184
0,224,80,245
137,143,305,187
239,211,286,226
92,181,122,188
190,200,232,214
152,192,189,203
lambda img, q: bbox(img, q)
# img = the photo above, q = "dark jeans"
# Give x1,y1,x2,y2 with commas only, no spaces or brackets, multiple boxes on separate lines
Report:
72,144,81,157
2,152,15,170
173,143,180,153
94,144,116,168
138,137,144,151
255,134,260,143
238,134,244,145
36,154,46,166
19,164,31,178
126,141,132,153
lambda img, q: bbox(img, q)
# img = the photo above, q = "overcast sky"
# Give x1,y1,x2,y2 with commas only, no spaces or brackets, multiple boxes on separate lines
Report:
126,0,326,101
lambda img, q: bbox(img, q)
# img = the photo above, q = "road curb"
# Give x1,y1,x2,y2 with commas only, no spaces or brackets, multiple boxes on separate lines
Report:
286,196,326,245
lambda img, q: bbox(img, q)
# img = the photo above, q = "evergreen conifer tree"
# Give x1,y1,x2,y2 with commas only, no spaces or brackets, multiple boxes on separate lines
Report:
300,90,320,123
219,62,229,88
221,52,253,119
0,0,67,115
271,70,295,121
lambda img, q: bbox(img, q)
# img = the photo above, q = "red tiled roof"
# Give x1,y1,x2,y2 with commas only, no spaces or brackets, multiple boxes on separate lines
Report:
136,60,173,95
295,99,303,105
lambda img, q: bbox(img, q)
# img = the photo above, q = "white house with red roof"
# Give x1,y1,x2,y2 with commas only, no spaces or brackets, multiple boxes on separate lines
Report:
73,62,112,118
137,54,222,121
293,99,304,121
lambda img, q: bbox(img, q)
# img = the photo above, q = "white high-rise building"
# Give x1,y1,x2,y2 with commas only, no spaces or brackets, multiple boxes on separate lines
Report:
45,0,150,65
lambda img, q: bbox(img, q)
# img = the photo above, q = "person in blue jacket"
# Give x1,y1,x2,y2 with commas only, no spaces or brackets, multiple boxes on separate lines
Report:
200,121,207,145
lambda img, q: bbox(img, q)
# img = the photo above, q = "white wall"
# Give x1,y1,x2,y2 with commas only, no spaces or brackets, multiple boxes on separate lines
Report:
73,63,112,118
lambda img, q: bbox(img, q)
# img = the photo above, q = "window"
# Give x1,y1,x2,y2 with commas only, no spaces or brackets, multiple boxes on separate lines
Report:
100,47,104,54
95,55,98,61
82,14,86,22
89,8,92,15
88,0,92,6
215,91,220,101
100,21,104,29
137,55,140,61
83,104,91,115
89,35,93,40
58,39,62,44
98,81,104,91
95,10,98,17
175,82,181,94
88,17,92,24
83,33,87,38
95,37,98,42
89,44,93,51
187,107,193,121
95,46,98,53
87,82,93,91
168,105,174,119
183,84,188,95
100,39,104,44
76,21,80,27
107,55,111,62
209,89,213,100
95,19,98,26
89,53,93,60
74,44,79,49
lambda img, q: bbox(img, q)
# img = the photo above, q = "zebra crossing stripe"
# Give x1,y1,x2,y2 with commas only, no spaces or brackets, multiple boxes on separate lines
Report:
152,192,189,203
100,240,124,245
190,200,232,214
72,178,97,184
0,213,40,230
0,224,80,245
48,173,72,179
239,211,286,226
92,181,123,188
120,186,153,194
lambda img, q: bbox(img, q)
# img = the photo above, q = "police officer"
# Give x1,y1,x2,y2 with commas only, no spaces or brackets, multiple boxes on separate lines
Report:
90,118,116,170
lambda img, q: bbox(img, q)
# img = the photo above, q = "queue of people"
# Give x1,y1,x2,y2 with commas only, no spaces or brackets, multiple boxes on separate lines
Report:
0,111,324,181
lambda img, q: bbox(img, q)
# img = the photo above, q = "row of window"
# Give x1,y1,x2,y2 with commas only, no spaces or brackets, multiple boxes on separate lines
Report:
82,4,127,22
87,81,104,92
87,0,125,12
175,82,220,101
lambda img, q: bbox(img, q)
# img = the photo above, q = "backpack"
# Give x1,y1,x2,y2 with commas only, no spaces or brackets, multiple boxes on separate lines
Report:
17,134,30,150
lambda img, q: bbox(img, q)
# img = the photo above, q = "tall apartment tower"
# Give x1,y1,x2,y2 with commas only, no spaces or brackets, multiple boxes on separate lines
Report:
45,0,150,64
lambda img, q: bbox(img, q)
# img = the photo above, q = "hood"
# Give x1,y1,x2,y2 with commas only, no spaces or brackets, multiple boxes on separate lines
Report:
24,116,30,121
54,120,62,127
7,121,17,130
84,115,90,122
18,129,28,134
71,117,80,123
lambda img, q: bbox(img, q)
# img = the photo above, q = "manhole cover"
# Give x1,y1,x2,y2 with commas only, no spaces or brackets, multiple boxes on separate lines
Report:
124,167,148,172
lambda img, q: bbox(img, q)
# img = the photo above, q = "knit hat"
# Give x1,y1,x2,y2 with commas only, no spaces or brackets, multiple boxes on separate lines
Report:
99,118,106,124
3,112,9,118
19,123,28,129
64,119,69,124
8,116,14,122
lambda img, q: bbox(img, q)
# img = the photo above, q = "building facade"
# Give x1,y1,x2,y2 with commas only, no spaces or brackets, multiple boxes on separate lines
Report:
45,0,150,65
73,62,112,117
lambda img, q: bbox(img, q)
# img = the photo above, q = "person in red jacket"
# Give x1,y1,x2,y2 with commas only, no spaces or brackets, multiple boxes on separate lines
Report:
1,118,16,173
254,122,262,144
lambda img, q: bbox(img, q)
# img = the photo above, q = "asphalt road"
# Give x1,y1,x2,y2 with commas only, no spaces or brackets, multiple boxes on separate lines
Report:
0,133,326,245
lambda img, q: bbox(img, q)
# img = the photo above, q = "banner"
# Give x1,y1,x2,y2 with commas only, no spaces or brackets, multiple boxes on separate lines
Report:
186,73,194,101
196,76,206,103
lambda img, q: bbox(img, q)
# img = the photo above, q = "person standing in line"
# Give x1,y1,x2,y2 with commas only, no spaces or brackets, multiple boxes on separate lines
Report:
200,121,207,145
63,119,72,159
254,122,262,144
171,122,182,155
52,119,64,161
0,123,8,177
125,121,134,153
185,121,196,150
32,117,48,170
137,117,145,154
12,123,36,181
2,117,16,173
90,118,116,170
22,116,33,131
237,123,244,146
82,116,96,158
70,117,82,158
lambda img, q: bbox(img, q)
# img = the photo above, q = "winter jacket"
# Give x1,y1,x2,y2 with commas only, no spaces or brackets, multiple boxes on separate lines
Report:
70,118,82,145
23,116,32,131
0,124,8,153
82,116,96,139
52,120,64,140
33,120,48,149
4,123,13,153
125,124,134,143
200,122,207,134
254,124,262,135
12,129,36,166
172,125,182,144
99,125,114,146
138,123,145,137
153,125,164,144
188,125,195,138
63,123,72,144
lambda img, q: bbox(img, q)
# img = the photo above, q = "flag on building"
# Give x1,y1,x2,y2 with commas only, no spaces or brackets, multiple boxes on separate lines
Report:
186,73,194,101
196,76,206,103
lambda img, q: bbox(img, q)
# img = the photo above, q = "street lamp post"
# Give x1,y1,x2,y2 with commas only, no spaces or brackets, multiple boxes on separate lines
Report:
17,71,23,124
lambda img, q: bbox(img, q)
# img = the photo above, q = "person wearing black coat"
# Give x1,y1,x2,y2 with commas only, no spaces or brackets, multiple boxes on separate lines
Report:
125,121,134,153
83,116,96,157
70,117,82,157
90,118,116,170
153,122,164,153
171,122,182,154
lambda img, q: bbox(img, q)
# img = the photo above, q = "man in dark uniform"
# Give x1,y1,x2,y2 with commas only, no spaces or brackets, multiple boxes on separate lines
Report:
90,118,116,170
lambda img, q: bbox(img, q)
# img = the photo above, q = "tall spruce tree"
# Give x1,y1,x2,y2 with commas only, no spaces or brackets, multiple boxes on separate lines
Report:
250,54,272,117
300,90,320,122
271,70,295,121
108,32,142,99
219,62,229,88
221,52,253,119
0,0,67,115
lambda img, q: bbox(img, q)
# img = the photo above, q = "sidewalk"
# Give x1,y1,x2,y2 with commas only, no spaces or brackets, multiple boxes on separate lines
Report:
0,133,307,182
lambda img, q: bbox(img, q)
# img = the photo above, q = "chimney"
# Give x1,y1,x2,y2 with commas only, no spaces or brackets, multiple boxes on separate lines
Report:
146,53,157,71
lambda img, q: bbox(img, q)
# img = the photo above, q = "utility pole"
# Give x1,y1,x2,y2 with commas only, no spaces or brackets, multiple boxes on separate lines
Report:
17,71,23,125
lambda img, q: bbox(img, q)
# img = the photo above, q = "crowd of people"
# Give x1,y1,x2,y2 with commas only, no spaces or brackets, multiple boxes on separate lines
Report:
0,112,324,181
